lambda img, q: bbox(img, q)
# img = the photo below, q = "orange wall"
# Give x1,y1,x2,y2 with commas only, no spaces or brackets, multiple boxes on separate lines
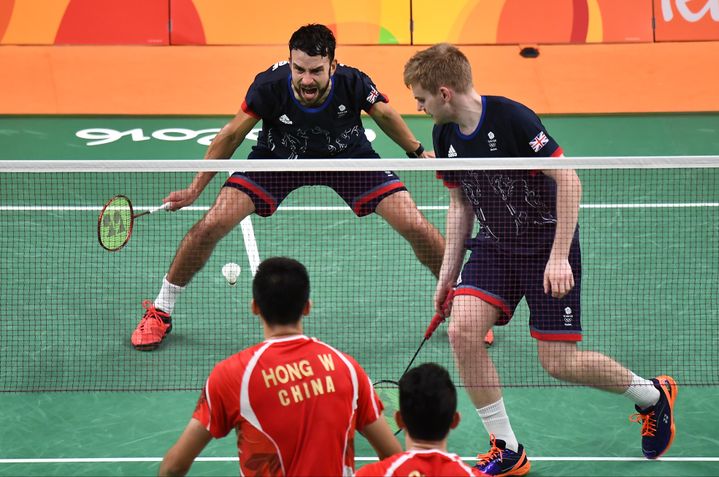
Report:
169,0,411,45
0,0,168,45
2,0,717,45
2,42,718,115
412,0,654,45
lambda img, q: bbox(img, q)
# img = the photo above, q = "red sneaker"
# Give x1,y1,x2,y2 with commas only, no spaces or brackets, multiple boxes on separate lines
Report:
131,300,172,351
484,328,495,347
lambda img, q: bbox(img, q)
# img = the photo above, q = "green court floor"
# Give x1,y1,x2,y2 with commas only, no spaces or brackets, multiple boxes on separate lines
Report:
1,114,718,476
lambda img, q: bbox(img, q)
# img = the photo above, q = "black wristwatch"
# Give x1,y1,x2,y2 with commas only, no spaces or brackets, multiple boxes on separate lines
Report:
406,144,425,158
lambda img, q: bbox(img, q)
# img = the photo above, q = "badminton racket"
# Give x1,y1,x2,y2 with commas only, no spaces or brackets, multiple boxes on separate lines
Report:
97,195,170,251
373,289,455,435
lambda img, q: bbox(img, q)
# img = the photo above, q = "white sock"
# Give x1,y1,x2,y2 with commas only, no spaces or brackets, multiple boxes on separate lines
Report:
623,373,660,410
154,275,185,315
477,398,519,452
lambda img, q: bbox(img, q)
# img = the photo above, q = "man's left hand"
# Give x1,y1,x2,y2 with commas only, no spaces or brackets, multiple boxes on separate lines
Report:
543,256,574,298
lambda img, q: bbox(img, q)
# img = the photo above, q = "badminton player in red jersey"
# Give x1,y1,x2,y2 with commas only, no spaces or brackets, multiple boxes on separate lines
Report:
159,257,401,476
356,363,485,477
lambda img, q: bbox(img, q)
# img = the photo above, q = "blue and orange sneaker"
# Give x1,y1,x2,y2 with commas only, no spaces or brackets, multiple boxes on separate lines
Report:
630,375,677,459
474,435,531,476
131,300,172,351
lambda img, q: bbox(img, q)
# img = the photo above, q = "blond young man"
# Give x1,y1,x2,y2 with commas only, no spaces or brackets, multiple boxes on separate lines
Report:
402,43,677,476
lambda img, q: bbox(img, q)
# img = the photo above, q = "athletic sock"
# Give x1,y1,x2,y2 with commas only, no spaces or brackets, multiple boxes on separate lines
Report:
154,275,185,316
477,398,519,452
623,373,661,410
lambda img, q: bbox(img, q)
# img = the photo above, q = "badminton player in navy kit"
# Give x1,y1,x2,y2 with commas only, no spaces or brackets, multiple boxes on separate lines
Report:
404,43,677,476
131,24,444,351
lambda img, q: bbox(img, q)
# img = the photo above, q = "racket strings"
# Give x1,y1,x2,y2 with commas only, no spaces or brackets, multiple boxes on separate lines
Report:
98,195,134,251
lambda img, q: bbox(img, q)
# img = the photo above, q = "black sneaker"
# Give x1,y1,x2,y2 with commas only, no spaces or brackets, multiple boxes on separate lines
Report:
630,375,677,459
474,435,530,476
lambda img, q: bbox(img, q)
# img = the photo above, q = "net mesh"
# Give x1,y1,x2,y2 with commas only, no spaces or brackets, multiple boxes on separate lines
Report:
1,158,717,392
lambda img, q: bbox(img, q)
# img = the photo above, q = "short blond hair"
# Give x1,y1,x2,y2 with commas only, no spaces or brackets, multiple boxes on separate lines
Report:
403,43,473,94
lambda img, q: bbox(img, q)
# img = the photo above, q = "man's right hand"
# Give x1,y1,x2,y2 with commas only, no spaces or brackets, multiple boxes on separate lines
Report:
163,188,199,211
434,281,455,318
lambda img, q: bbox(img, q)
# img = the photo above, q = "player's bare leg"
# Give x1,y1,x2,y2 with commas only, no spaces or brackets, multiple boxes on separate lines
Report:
449,295,529,475
377,192,493,344
448,296,502,407
132,187,255,351
375,191,444,277
536,341,632,392
538,340,676,459
167,187,256,286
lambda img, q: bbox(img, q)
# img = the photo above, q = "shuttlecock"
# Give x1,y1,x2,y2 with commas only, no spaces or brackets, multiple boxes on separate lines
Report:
221,262,241,286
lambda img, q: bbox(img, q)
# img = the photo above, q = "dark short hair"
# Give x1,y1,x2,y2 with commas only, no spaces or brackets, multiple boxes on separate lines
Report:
289,24,336,62
252,257,310,326
399,363,457,441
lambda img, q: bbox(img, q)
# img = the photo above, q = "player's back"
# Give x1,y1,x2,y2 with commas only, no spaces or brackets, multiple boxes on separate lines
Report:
203,335,377,476
356,449,483,476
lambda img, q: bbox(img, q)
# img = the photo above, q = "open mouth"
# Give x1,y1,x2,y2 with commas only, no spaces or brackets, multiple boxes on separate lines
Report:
301,87,318,101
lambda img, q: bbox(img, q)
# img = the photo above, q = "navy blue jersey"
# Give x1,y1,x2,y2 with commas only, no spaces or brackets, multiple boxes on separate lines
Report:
434,96,564,255
242,61,387,159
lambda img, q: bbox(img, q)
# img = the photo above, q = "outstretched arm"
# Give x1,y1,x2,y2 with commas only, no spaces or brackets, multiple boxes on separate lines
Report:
164,109,259,210
368,101,431,157
542,166,582,298
435,187,474,314
159,418,212,476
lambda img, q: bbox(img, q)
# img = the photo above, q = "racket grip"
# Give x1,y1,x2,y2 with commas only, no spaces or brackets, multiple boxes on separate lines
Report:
149,202,171,214
424,313,445,339
133,202,171,219
424,289,455,339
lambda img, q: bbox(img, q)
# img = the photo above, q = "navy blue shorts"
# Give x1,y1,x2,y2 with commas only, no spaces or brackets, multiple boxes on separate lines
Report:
455,238,583,341
222,149,406,217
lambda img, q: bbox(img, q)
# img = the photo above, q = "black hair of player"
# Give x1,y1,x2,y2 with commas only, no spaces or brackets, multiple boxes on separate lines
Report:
289,24,336,63
253,257,310,326
399,363,457,441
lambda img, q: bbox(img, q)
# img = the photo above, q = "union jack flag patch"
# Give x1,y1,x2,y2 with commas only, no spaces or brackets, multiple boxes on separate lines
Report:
366,87,379,104
529,131,549,152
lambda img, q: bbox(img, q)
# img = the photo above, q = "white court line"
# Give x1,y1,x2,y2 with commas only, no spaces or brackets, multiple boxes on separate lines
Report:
580,203,719,208
1,203,718,212
0,200,267,275
240,216,261,276
0,456,717,464
228,165,262,276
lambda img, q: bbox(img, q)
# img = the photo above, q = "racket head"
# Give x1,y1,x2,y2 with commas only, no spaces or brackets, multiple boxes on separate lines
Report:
372,379,402,435
98,195,135,251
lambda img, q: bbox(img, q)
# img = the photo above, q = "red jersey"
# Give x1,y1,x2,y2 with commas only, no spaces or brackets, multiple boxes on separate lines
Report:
193,335,383,476
355,449,483,477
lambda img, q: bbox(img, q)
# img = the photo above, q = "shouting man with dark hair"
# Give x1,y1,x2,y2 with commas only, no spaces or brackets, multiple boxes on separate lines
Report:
132,24,444,351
